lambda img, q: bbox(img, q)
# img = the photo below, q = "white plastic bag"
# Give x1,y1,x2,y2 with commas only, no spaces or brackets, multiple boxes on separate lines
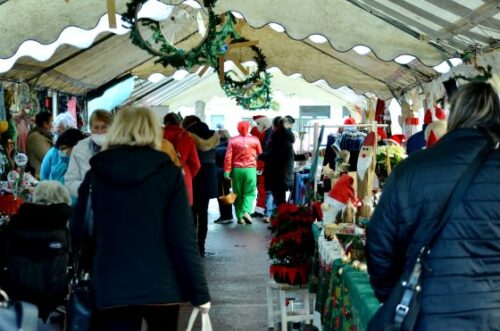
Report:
186,307,213,331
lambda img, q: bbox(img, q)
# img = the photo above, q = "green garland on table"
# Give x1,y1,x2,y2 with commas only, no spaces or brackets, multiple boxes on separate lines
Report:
218,41,274,110
122,0,231,69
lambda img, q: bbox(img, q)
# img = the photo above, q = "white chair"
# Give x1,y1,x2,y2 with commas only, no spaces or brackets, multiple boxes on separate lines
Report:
266,280,313,331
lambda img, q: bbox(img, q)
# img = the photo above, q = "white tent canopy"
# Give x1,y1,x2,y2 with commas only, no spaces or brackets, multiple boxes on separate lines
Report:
0,0,498,98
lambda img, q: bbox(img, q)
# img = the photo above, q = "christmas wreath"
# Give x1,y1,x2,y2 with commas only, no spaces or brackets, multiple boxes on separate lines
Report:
122,0,227,69
217,39,273,110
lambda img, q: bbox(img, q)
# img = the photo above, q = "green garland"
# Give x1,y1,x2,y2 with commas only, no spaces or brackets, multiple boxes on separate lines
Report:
122,0,228,69
218,40,274,110
122,2,276,109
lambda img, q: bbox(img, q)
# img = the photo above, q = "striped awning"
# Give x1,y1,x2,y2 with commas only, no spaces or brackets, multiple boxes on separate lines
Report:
0,0,498,98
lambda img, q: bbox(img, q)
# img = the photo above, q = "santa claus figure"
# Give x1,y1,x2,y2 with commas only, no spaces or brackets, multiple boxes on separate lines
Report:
357,132,377,218
425,120,447,148
357,132,376,182
322,174,355,224
250,115,272,217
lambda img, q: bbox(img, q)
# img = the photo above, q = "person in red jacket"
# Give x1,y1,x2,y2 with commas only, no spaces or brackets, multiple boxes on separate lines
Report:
224,121,262,224
163,113,201,205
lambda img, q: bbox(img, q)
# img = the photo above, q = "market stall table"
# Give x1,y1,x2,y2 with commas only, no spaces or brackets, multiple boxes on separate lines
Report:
310,223,380,331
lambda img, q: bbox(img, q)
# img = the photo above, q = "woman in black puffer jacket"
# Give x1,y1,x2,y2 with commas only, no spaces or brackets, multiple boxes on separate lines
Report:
367,82,500,330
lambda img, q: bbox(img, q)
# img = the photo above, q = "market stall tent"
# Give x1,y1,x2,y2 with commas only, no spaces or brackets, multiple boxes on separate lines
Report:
0,0,498,99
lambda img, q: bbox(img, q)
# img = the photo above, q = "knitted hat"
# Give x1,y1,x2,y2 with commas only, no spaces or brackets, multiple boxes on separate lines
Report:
328,174,355,205
253,115,266,121
424,107,446,125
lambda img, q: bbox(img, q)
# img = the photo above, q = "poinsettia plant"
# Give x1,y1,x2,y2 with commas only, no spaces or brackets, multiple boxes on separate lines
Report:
268,204,315,266
375,144,407,185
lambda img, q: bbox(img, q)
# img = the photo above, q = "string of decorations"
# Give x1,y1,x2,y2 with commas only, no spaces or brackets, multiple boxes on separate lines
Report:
122,0,275,110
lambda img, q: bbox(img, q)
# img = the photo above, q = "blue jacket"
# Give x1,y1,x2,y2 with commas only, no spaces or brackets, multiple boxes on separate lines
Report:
40,147,70,183
367,129,500,330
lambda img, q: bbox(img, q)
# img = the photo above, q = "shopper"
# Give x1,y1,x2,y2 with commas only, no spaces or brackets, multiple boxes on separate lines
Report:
224,121,262,224
40,128,85,183
183,115,219,257
366,82,500,330
263,115,296,207
26,111,53,177
250,115,272,218
65,110,112,198
2,181,72,320
215,129,234,224
71,107,210,331
163,112,200,205
260,116,281,223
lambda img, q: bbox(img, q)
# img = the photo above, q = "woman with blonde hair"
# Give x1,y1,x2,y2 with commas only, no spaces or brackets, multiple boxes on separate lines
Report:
71,107,210,330
367,82,500,330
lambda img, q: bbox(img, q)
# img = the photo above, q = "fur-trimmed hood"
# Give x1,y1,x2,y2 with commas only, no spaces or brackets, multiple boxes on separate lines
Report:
190,132,219,152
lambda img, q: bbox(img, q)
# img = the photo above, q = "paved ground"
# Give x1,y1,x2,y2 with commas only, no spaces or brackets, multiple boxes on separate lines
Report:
177,201,273,330
40,201,275,330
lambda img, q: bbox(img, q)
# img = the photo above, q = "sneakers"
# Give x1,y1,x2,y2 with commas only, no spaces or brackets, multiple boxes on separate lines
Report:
237,219,245,224
243,212,253,224
262,216,270,223
215,217,233,224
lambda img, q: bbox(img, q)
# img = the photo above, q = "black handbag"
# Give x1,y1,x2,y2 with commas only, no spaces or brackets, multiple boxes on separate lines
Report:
0,288,38,331
67,183,95,331
368,144,493,331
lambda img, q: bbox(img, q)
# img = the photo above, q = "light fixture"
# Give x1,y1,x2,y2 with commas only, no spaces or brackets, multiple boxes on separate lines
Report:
269,23,285,33
433,61,451,74
394,55,416,64
148,73,166,83
172,69,189,80
308,34,328,44
353,45,371,56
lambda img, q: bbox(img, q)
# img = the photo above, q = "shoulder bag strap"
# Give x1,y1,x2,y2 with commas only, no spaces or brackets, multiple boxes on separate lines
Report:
419,143,492,256
394,143,493,326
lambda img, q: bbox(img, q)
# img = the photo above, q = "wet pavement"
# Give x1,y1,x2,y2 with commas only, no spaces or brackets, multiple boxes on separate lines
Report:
40,200,274,330
177,201,274,330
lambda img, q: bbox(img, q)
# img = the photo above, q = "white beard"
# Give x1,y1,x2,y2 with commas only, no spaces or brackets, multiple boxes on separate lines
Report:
357,154,372,181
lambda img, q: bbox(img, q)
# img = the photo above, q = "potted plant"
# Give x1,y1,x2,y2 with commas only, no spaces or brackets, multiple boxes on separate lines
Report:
268,204,315,285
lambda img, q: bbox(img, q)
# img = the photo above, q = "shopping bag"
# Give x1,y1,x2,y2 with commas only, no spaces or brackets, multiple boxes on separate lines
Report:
0,288,38,331
186,307,213,331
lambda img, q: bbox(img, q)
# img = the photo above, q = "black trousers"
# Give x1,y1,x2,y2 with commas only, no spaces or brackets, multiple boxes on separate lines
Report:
272,189,287,207
96,305,179,331
192,197,210,255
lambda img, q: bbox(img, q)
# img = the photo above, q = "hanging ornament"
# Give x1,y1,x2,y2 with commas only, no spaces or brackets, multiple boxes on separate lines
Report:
123,0,219,70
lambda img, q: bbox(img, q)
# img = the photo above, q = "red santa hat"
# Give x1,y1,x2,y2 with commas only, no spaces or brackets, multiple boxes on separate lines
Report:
377,127,387,140
253,115,271,129
388,134,406,146
362,132,376,147
425,120,447,148
328,174,355,205
344,117,356,125
424,107,446,125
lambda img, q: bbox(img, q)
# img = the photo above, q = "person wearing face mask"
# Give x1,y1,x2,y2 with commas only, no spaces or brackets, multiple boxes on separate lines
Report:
64,110,113,198
40,128,85,183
